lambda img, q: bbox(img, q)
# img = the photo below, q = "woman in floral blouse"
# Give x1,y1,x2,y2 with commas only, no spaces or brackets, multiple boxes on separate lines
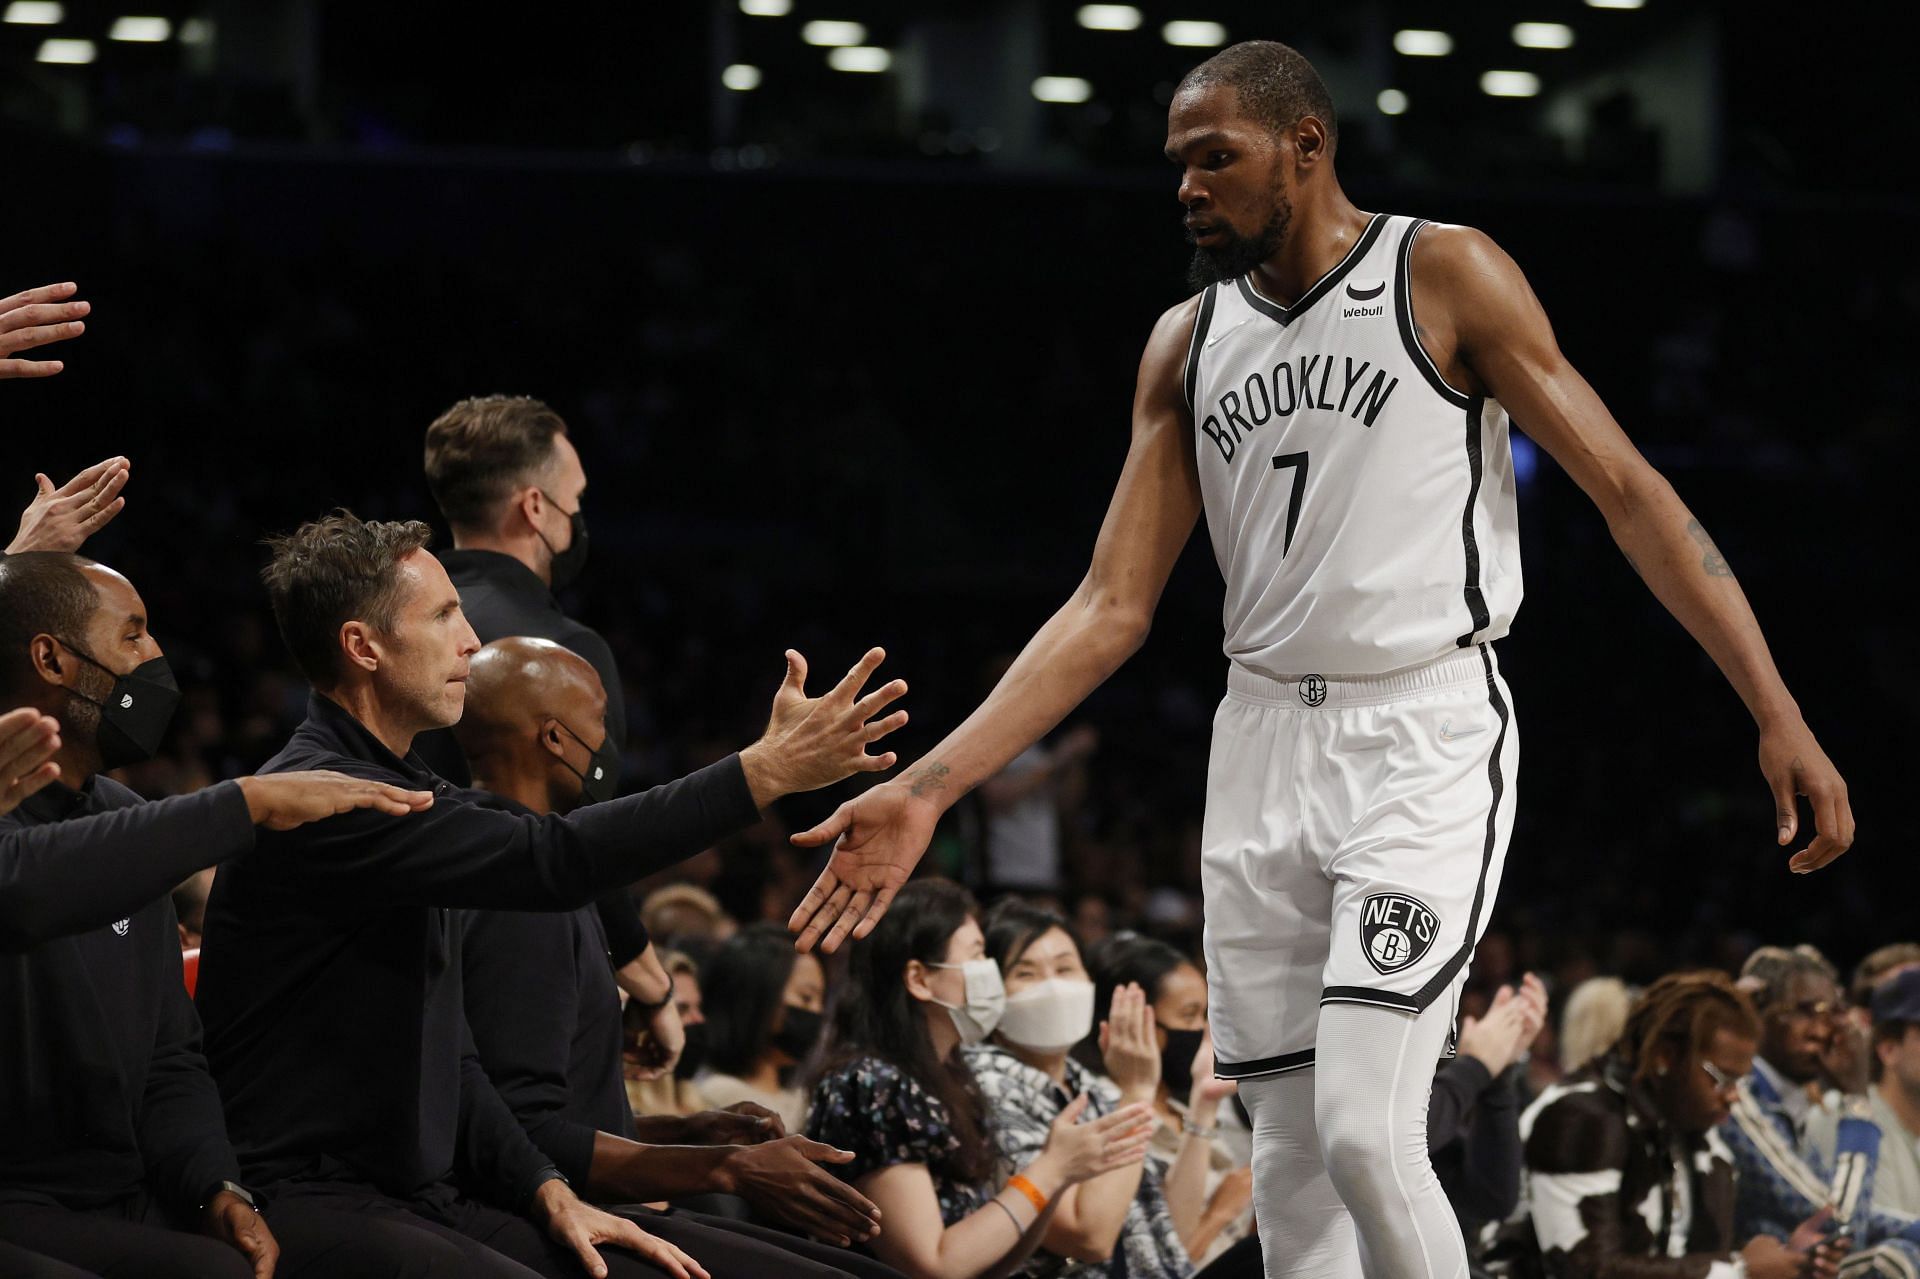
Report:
807,879,1156,1279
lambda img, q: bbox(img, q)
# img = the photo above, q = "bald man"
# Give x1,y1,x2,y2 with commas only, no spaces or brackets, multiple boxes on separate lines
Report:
455,639,902,1279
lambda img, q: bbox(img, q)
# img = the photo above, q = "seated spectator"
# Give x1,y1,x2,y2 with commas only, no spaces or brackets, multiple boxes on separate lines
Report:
1088,932,1256,1268
643,882,736,946
1511,970,1843,1279
970,901,1261,1278
807,878,1155,1279
1724,947,1920,1273
1852,945,1920,1031
452,636,895,1271
628,948,711,1120
697,923,828,1133
1558,977,1632,1076
1432,973,1546,1259
1868,971,1920,1215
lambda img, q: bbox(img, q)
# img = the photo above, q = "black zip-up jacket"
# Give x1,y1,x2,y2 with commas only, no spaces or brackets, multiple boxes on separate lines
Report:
195,693,757,1209
0,777,249,1212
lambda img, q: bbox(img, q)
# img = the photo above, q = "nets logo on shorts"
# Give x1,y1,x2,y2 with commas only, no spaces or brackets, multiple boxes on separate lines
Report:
1298,674,1327,707
1360,893,1441,975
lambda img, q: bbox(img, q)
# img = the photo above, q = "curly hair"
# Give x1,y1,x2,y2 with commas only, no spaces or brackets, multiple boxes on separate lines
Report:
1614,970,1759,1087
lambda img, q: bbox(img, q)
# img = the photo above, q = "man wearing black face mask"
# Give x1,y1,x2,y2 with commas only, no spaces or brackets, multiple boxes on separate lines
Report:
454,639,898,1268
417,395,671,1056
0,552,449,1279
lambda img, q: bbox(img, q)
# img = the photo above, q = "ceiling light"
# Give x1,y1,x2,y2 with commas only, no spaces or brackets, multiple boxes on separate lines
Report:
801,19,865,47
35,36,94,62
1032,76,1094,104
1377,89,1408,116
738,0,791,13
1077,4,1141,30
109,15,169,41
1584,0,1644,8
1393,29,1453,56
721,63,761,91
1480,70,1541,97
1512,22,1574,48
1162,20,1228,47
4,1,63,23
827,46,891,72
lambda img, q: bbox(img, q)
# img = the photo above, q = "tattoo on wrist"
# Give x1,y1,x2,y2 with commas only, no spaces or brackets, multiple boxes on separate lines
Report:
1686,518,1733,577
907,761,951,799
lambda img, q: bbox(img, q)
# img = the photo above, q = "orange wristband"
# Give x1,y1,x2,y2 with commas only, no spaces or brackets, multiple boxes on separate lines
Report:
1007,1173,1048,1213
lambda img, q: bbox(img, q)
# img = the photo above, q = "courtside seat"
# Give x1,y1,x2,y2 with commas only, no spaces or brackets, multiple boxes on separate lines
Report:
181,947,199,997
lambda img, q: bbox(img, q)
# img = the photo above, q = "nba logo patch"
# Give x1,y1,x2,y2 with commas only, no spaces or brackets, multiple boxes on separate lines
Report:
1360,893,1440,975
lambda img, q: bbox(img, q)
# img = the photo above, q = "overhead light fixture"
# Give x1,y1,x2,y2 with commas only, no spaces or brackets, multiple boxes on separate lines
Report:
738,0,791,13
827,45,891,72
1393,29,1453,56
35,36,94,62
1512,22,1574,48
721,63,761,91
801,19,865,47
177,16,211,44
1377,89,1408,116
1162,20,1227,47
1032,76,1094,104
1480,70,1541,97
109,15,170,41
1584,0,1645,8
1077,4,1141,30
4,1,63,23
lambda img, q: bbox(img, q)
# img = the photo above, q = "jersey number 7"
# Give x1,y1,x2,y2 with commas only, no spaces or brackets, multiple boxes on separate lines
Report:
1271,451,1309,555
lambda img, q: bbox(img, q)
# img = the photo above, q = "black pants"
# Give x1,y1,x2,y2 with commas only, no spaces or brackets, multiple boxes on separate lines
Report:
267,1181,886,1279
0,1189,462,1279
1195,1234,1266,1279
641,1207,907,1279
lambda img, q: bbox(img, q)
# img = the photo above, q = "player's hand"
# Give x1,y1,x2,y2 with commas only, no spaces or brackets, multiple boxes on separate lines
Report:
0,281,89,378
8,456,130,554
535,1180,708,1279
1758,719,1854,873
1,707,62,817
235,770,435,830
788,779,938,953
204,1190,278,1279
737,648,908,808
1099,982,1160,1100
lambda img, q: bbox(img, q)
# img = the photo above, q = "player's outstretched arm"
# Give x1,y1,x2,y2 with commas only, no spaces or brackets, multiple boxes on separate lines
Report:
787,298,1207,952
1414,225,1853,873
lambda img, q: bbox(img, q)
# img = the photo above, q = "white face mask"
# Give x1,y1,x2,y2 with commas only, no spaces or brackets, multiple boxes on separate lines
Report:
926,958,1006,1045
996,977,1096,1053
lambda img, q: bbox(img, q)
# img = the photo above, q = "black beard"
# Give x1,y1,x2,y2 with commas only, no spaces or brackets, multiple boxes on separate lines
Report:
1185,195,1292,291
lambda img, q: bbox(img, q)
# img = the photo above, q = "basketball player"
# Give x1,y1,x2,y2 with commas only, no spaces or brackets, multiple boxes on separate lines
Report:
788,41,1854,1279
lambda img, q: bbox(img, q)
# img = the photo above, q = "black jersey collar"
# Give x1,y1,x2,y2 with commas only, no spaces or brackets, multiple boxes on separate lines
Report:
1235,212,1388,327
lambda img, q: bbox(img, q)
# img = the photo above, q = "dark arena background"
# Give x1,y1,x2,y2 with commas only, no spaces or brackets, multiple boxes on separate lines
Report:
3,2,1910,1027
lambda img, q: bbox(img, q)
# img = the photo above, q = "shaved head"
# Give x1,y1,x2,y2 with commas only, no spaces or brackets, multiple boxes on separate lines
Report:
453,636,609,811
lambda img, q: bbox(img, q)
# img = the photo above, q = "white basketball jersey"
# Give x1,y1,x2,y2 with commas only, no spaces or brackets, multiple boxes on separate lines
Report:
1185,213,1522,677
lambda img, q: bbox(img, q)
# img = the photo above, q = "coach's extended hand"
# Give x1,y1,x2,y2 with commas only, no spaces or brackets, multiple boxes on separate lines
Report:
0,281,88,378
8,456,132,554
788,777,939,953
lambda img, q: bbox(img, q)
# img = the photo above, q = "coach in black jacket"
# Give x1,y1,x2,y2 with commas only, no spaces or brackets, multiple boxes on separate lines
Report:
0,552,439,1279
197,512,906,1279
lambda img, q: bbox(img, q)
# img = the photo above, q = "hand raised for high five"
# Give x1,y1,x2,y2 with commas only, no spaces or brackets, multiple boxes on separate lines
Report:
0,281,88,378
737,648,908,809
8,456,131,554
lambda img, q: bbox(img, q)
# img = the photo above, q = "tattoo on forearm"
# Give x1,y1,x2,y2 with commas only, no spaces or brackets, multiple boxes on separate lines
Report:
1686,518,1734,577
907,762,951,799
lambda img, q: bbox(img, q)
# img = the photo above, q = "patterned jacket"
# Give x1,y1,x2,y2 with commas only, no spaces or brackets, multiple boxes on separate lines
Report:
1718,1059,1920,1262
1511,1057,1740,1279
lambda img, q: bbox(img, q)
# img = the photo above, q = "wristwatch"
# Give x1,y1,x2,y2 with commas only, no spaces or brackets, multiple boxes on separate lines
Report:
202,1180,257,1213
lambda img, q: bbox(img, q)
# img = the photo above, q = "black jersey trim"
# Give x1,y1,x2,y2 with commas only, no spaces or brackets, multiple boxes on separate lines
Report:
1394,219,1476,410
1213,1047,1316,1080
1234,212,1389,328
1410,645,1510,1011
1321,986,1421,1012
1183,283,1218,414
1455,398,1493,647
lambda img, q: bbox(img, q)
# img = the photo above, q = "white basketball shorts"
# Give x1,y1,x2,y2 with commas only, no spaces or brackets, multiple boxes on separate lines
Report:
1201,644,1519,1079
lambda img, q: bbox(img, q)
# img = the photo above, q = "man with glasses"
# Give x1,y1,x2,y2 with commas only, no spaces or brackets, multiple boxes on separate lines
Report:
1723,947,1920,1274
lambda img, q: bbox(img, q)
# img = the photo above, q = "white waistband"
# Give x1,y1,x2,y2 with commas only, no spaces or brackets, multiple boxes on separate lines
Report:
1225,645,1495,710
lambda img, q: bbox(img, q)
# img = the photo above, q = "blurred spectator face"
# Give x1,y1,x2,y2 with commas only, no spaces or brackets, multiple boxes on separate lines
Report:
783,952,825,1014
906,916,988,1017
369,551,480,732
1001,927,1090,997
768,951,827,1067
1152,961,1208,1035
1879,1024,1920,1095
672,967,705,1028
1761,970,1845,1084
1663,1027,1757,1133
